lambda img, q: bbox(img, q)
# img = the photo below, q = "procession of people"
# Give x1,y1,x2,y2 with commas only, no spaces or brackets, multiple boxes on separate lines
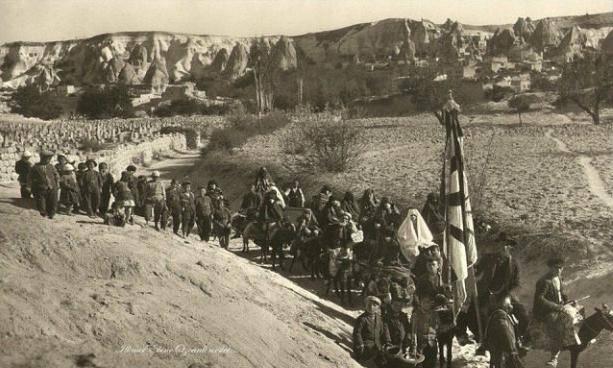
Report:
15,152,587,368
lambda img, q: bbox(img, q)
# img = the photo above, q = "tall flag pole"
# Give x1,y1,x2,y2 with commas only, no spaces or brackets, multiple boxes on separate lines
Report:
440,91,481,337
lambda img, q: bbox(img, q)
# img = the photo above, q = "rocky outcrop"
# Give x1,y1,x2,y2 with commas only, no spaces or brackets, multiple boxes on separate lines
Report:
439,20,463,62
603,30,613,55
271,36,297,71
143,55,169,91
513,17,536,44
530,19,562,51
118,62,140,85
208,48,229,74
223,42,249,79
399,19,416,64
489,28,517,55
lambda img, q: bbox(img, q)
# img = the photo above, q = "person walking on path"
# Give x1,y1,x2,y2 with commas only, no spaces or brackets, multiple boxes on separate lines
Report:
28,150,60,219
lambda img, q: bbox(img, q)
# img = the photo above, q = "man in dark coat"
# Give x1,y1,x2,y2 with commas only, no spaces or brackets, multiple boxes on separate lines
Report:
98,162,114,214
81,159,102,218
180,181,196,238
195,186,213,242
533,257,569,367
323,196,345,250
213,198,232,248
310,185,332,225
166,179,182,235
285,180,305,208
485,293,524,368
126,165,140,220
384,288,413,353
28,150,59,219
353,296,391,366
145,171,166,230
15,151,33,199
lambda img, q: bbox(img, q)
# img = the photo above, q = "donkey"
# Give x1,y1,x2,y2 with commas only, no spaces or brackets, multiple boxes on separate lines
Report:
567,304,613,368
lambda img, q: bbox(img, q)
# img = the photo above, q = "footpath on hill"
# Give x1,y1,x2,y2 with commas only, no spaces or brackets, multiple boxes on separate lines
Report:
0,150,366,368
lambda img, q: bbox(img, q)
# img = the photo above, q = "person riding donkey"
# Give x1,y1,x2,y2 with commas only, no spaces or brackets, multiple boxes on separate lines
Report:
245,190,284,260
532,257,582,368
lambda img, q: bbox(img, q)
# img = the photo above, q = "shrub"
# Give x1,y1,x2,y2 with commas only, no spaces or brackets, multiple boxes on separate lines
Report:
203,110,291,155
77,85,134,119
12,85,63,120
79,137,105,152
300,113,364,172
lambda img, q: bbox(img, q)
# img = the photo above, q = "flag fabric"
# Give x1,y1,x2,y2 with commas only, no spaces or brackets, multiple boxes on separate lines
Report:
440,103,478,315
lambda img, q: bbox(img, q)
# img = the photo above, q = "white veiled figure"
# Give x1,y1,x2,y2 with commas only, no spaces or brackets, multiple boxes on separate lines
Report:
397,208,435,261
269,185,286,209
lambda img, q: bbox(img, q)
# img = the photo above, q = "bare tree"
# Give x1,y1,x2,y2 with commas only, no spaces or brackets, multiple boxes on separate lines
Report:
560,51,613,125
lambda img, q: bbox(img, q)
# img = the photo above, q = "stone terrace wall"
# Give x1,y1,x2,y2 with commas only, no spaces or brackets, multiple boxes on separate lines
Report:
0,133,186,183
0,116,224,153
0,115,225,183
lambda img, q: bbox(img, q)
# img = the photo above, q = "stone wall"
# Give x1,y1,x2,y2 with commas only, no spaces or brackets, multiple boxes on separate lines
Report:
0,115,225,183
0,133,187,183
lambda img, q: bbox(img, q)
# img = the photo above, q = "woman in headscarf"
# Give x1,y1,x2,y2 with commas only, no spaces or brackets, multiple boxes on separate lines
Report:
341,191,360,220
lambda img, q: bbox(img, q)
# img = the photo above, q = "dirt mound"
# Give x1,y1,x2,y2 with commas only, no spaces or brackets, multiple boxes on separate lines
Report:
0,181,361,367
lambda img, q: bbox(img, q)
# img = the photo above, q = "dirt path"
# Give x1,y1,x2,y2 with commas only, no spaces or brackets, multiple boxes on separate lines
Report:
545,129,613,209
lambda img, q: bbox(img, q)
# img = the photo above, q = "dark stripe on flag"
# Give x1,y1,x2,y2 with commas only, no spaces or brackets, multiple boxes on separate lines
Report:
447,192,463,207
449,225,464,243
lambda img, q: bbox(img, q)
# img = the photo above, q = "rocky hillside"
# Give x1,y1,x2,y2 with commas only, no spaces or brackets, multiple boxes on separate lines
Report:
1,12,612,90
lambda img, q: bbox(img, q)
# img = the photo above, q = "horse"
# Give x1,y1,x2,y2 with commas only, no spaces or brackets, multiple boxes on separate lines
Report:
566,304,613,368
288,235,325,279
268,222,296,271
241,221,280,263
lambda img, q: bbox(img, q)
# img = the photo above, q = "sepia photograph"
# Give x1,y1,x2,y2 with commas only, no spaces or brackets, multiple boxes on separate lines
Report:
0,0,612,367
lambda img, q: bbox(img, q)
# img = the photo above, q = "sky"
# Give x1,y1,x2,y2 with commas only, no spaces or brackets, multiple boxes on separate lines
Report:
0,0,611,43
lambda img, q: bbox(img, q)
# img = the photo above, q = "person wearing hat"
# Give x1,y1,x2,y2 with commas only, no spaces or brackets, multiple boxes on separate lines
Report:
145,171,166,230
485,293,524,368
384,284,414,358
414,256,447,368
284,179,305,208
55,154,68,175
481,233,529,348
323,196,346,250
309,185,332,225
195,185,213,242
59,163,80,215
81,159,102,218
353,296,391,366
212,196,232,248
28,150,60,219
98,162,114,215
113,171,135,224
179,181,195,237
206,180,224,208
15,150,33,199
166,179,183,235
533,256,570,367
125,165,140,211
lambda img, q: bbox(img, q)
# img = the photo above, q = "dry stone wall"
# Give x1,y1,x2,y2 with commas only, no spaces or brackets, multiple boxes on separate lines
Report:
0,116,225,183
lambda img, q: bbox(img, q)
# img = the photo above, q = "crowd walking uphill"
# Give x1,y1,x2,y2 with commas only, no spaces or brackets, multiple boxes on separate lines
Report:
15,153,612,368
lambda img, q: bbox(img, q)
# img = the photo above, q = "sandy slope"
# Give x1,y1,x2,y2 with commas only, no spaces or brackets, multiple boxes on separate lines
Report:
0,153,364,368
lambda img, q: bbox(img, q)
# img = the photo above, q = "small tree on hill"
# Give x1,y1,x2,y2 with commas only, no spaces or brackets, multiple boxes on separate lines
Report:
559,51,613,125
508,94,532,124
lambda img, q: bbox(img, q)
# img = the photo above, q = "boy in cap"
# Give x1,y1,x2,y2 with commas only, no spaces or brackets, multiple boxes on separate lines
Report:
145,171,166,230
353,296,391,366
81,159,102,218
180,181,196,238
125,165,140,212
59,163,80,215
98,162,114,214
15,150,33,199
28,150,59,219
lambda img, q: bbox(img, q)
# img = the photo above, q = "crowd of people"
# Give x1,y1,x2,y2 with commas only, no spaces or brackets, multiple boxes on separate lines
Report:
14,152,585,368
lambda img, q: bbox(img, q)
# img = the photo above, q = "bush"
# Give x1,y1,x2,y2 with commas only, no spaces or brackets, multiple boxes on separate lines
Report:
79,137,105,152
204,110,291,154
154,99,232,117
12,85,63,120
299,113,364,172
77,85,134,119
